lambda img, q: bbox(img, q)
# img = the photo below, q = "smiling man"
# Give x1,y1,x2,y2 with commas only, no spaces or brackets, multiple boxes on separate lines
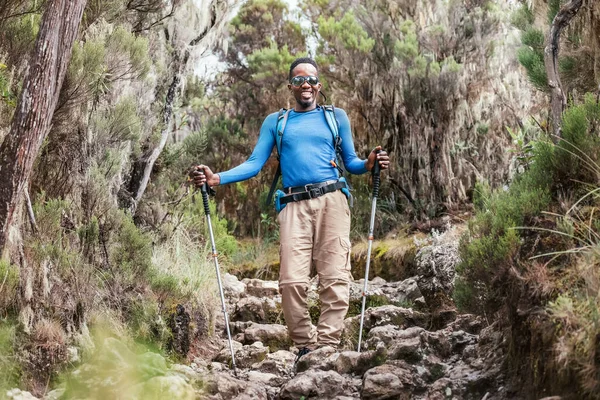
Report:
193,57,389,363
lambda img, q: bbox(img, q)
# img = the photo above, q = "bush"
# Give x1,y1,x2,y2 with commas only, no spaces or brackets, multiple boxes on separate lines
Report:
456,140,554,314
0,260,19,313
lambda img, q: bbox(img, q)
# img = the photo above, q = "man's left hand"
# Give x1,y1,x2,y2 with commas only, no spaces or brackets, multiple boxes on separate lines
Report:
366,146,390,171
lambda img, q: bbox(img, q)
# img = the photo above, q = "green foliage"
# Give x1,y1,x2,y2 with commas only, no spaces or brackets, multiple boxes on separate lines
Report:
511,4,534,31
106,26,151,78
248,43,297,81
548,0,561,23
408,55,428,79
0,62,16,108
58,325,195,399
92,96,143,147
442,56,462,73
0,260,19,313
0,319,21,392
517,47,548,92
111,212,153,284
69,24,150,100
456,140,555,313
395,20,419,61
521,28,545,50
151,227,219,310
318,12,375,53
347,295,390,318
127,298,171,345
554,94,600,184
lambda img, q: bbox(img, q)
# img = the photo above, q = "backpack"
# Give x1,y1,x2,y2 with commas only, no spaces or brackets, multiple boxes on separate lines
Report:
265,105,346,207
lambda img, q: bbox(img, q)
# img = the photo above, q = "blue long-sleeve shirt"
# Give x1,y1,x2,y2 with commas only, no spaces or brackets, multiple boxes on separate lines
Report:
218,106,368,188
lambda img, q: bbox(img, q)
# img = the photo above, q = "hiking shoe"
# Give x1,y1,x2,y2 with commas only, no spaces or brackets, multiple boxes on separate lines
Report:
294,347,311,367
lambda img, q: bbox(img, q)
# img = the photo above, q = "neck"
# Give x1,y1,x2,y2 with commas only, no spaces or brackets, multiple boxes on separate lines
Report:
294,103,318,112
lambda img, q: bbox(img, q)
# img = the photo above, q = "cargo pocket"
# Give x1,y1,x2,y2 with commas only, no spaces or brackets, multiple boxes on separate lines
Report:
338,236,353,280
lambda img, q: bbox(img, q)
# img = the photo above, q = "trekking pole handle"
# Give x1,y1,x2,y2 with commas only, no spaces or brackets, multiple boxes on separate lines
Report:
199,168,211,216
372,149,381,198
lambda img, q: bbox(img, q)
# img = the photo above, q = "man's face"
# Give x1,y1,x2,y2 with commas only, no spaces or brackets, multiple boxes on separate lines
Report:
288,63,321,111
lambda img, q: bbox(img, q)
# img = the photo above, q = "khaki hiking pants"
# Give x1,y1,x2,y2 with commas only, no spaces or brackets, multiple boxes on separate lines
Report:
278,189,352,348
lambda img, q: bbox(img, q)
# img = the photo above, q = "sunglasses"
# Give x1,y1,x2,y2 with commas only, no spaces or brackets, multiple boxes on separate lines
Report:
289,75,320,87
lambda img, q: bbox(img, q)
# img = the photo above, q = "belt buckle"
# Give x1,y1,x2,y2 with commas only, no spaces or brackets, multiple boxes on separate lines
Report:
308,187,321,198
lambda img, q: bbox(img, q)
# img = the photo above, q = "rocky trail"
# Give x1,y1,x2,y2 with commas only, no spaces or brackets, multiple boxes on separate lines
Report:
5,227,516,400
192,227,515,400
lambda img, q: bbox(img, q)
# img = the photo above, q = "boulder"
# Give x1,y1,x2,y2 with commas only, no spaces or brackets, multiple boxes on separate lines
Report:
242,279,279,298
361,363,421,400
215,341,269,369
202,371,268,400
243,323,291,351
278,370,354,400
252,349,296,376
295,346,338,373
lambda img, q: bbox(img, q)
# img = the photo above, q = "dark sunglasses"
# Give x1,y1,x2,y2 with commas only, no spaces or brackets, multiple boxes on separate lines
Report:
289,75,320,87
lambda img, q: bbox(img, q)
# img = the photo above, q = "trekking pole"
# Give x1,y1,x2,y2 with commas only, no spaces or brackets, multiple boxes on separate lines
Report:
200,172,238,376
357,151,381,353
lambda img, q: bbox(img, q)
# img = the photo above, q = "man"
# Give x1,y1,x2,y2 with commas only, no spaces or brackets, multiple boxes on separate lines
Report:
193,57,389,359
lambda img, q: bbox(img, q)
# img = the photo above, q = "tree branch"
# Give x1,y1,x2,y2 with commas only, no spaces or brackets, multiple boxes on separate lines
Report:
544,0,584,140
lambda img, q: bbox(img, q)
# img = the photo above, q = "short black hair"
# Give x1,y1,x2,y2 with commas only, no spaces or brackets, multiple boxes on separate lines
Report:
288,57,318,81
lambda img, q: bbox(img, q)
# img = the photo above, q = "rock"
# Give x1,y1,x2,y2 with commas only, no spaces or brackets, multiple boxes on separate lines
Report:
215,341,269,369
167,304,191,356
234,296,280,324
414,226,464,308
278,370,353,400
66,346,79,363
127,375,195,400
334,345,387,376
361,305,429,330
243,323,291,351
5,389,38,400
449,330,478,353
203,372,268,400
421,330,452,358
295,346,338,373
246,370,287,387
361,364,417,400
169,363,198,383
223,273,246,297
388,334,423,363
349,277,424,307
252,349,296,376
242,279,279,298
365,325,424,349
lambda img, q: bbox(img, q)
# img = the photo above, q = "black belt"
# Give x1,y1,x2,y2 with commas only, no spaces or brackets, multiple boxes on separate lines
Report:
280,181,346,205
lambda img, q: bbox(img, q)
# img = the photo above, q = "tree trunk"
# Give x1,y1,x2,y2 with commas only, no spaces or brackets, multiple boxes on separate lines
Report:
544,0,584,140
0,0,87,255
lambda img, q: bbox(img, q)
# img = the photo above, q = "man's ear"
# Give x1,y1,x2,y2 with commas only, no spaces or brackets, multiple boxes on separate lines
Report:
287,83,292,91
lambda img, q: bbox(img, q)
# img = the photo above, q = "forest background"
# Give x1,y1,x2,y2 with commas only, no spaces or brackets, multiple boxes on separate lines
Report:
1,0,600,398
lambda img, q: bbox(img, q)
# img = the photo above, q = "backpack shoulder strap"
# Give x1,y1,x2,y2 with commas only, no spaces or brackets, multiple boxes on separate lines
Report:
322,105,339,139
322,105,346,177
274,108,291,159
267,108,290,207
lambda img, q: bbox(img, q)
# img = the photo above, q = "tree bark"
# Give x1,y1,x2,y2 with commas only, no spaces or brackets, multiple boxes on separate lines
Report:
544,0,584,140
0,0,87,255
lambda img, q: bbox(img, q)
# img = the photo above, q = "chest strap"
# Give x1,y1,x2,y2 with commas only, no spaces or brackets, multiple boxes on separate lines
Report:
280,181,347,205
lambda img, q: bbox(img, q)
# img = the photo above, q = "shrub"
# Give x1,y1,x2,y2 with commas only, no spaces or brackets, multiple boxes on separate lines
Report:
0,260,19,313
456,139,554,314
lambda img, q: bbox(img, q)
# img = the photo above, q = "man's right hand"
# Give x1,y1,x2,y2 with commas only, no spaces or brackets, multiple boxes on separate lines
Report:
190,165,220,188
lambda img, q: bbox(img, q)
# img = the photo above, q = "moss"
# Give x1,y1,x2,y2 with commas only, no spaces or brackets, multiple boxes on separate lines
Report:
347,295,390,318
429,363,445,381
